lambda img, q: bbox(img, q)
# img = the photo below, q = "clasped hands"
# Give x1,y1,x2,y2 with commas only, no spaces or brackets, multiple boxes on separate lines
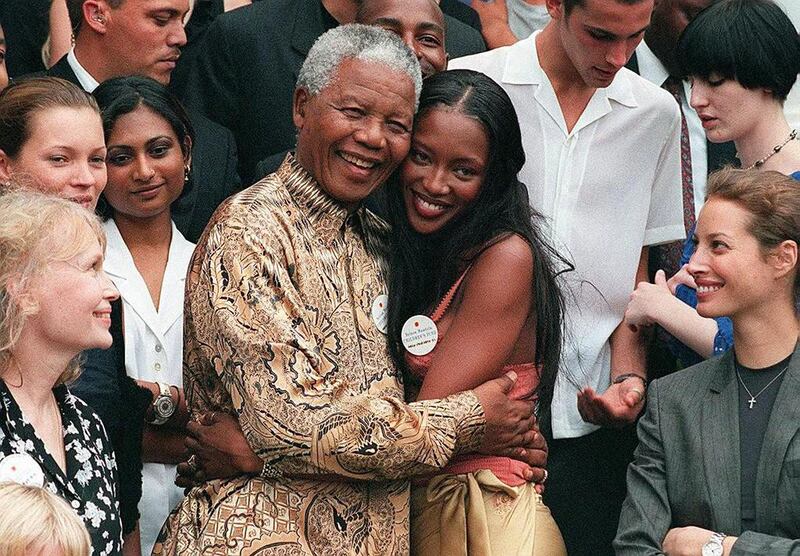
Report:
176,370,549,490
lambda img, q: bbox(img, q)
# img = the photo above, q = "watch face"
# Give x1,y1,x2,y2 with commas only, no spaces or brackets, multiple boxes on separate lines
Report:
702,540,723,556
155,395,176,418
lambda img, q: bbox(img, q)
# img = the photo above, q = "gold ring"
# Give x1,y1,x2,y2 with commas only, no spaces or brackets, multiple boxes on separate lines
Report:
187,455,198,471
541,469,548,484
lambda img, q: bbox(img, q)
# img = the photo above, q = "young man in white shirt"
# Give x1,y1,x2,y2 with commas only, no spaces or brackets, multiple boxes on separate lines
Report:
449,0,683,553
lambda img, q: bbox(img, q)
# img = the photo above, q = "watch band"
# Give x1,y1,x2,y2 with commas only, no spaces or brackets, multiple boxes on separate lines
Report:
702,531,726,556
158,381,170,399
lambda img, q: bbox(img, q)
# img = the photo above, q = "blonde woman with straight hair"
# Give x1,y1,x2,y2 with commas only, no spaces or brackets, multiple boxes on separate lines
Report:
0,482,91,556
0,190,122,555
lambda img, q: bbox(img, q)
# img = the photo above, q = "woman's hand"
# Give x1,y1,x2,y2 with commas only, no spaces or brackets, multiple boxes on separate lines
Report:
667,264,697,294
624,270,674,331
663,526,736,555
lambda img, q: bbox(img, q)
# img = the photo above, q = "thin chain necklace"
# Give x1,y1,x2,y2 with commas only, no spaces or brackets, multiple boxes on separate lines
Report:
736,365,789,409
743,129,797,170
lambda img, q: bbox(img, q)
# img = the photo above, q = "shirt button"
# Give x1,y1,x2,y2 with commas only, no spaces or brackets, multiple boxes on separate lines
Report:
71,500,80,509
155,344,162,353
154,363,161,371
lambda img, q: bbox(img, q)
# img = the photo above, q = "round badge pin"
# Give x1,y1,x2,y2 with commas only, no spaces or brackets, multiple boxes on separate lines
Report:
401,315,438,356
0,453,45,487
371,294,389,335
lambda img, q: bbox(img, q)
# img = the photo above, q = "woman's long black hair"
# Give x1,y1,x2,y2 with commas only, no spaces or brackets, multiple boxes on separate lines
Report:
385,69,569,431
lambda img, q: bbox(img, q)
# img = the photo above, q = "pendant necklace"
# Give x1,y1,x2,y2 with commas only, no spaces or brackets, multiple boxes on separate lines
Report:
736,365,789,409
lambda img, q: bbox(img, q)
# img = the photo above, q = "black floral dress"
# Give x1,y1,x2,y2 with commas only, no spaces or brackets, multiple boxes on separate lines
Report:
0,380,122,555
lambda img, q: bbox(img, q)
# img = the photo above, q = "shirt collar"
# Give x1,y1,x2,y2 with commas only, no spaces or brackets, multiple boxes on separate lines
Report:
635,41,670,87
277,153,352,245
67,48,100,93
501,31,638,109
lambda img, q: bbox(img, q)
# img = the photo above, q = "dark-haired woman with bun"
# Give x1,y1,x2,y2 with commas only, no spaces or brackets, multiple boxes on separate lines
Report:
623,0,800,365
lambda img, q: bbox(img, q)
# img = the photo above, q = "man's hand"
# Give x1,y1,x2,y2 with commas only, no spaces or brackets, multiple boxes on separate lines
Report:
175,412,262,489
663,526,736,556
577,376,644,427
471,0,509,24
473,371,548,488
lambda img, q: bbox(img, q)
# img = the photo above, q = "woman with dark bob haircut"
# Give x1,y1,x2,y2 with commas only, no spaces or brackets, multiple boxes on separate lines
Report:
623,0,800,367
384,69,569,554
73,76,196,555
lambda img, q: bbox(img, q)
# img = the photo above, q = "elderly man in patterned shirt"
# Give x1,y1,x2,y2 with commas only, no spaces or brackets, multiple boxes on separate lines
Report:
154,24,544,555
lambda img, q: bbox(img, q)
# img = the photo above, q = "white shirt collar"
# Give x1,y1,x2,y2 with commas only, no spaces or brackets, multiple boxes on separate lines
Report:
66,48,100,93
635,40,669,88
500,31,638,109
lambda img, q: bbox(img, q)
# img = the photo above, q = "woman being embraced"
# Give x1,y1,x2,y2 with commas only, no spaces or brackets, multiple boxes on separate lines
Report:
623,0,800,365
90,75,195,556
385,69,567,556
0,190,121,555
615,168,800,555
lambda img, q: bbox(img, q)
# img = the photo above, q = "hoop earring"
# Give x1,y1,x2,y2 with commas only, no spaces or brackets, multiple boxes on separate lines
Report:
184,164,191,184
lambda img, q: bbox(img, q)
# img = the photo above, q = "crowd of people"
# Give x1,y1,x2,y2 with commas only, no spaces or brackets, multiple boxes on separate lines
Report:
0,0,799,555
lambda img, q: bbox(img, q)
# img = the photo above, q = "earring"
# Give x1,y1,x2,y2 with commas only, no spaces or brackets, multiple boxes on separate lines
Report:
184,164,191,184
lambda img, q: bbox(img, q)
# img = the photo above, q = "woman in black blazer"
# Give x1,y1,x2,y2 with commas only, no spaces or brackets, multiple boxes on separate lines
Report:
615,167,800,555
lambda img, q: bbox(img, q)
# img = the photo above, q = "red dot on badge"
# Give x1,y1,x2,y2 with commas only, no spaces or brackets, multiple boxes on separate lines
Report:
10,466,15,472
379,303,383,308
415,321,419,327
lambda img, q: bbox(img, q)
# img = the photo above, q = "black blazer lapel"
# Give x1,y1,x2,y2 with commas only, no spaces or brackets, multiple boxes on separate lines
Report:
46,55,82,88
754,343,800,532
701,351,742,533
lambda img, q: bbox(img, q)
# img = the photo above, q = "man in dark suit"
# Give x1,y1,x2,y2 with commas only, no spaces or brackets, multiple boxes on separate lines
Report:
52,0,240,243
174,0,486,184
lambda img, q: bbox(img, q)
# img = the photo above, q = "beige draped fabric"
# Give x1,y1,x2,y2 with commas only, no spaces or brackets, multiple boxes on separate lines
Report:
411,470,567,556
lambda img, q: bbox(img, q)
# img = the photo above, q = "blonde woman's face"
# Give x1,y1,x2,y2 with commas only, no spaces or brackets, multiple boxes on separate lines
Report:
0,107,107,209
24,237,118,355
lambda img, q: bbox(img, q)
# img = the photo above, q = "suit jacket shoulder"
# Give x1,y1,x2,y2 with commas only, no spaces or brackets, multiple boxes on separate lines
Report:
444,14,487,59
41,54,81,87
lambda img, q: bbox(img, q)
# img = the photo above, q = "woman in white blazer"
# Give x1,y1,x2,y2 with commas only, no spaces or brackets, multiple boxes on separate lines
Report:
91,76,196,556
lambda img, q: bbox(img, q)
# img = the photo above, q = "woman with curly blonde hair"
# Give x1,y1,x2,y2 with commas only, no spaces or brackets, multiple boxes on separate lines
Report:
0,190,122,555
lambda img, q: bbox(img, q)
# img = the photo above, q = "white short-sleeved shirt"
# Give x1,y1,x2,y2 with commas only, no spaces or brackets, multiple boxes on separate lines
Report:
450,32,684,438
103,220,195,554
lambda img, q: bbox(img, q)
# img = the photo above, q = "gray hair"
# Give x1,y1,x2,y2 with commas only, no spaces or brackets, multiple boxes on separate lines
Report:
296,23,423,109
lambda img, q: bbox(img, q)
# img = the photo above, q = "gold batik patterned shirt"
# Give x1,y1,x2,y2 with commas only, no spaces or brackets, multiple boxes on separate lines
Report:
154,154,485,555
